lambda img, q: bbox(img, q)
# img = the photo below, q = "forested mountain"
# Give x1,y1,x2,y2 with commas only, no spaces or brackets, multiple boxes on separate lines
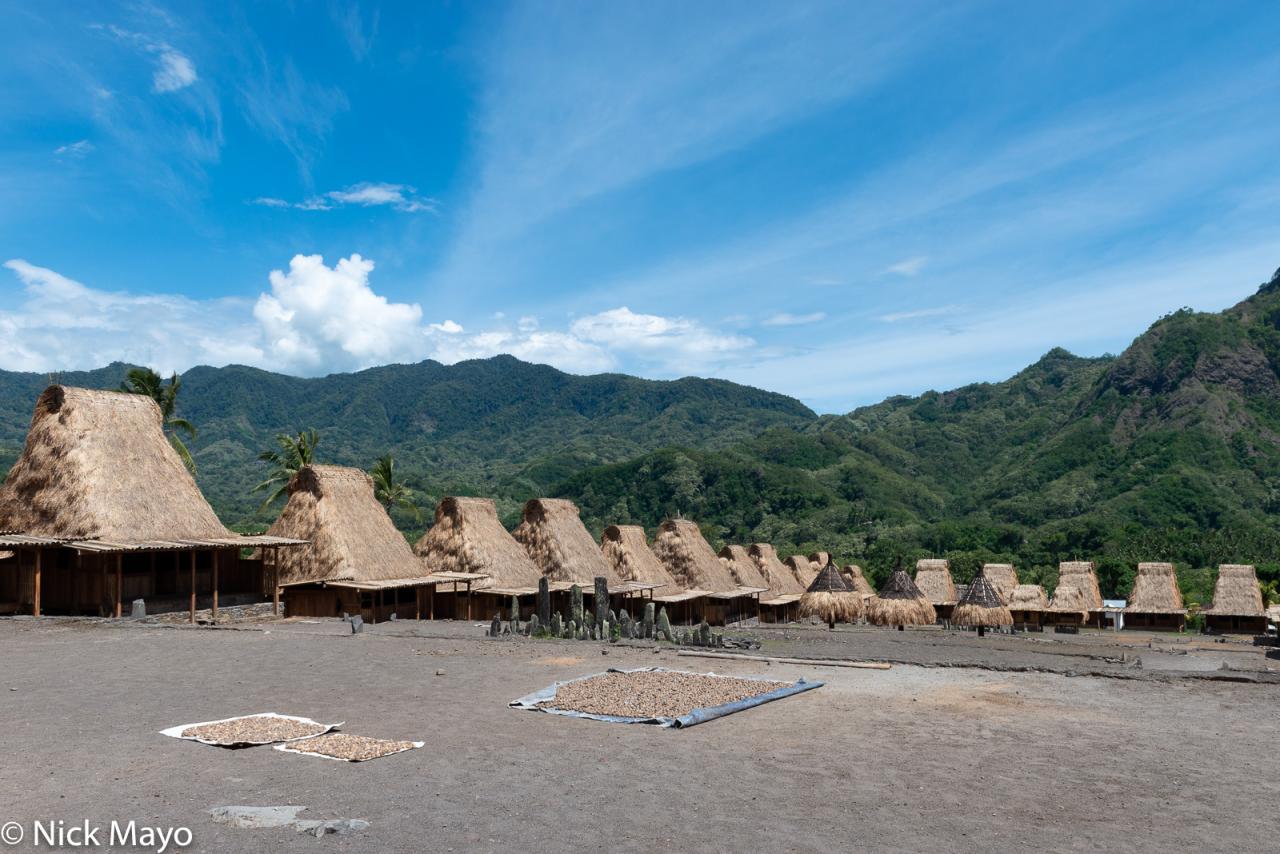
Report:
559,268,1280,604
3,268,1279,606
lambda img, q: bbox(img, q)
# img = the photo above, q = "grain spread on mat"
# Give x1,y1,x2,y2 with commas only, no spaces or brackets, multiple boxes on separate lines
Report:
181,717,327,744
286,733,418,761
539,671,788,718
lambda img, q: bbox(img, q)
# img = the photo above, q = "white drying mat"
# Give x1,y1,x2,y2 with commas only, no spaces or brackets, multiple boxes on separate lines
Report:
160,713,343,748
274,735,424,763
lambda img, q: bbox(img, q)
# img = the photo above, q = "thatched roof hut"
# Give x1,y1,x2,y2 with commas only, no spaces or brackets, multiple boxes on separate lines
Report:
415,497,542,591
600,525,683,593
952,571,1013,630
1056,561,1103,611
748,544,807,596
800,562,861,627
512,498,621,585
786,554,818,588
652,519,742,593
0,386,236,543
266,465,427,585
1007,584,1049,612
867,563,936,627
1204,564,1265,616
981,563,1018,604
1125,562,1186,614
914,559,957,605
808,551,831,570
841,564,876,596
719,545,771,590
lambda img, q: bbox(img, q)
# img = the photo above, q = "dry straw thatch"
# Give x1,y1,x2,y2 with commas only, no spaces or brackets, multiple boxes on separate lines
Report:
786,554,819,587
1205,564,1264,616
1125,562,1186,614
414,497,542,590
652,519,741,593
600,525,684,592
266,465,427,585
914,559,958,605
981,563,1018,604
1007,584,1049,611
867,563,937,627
800,563,862,626
1048,583,1089,621
718,545,770,589
1056,561,1103,611
0,386,235,543
512,498,621,585
748,543,807,596
807,551,832,570
952,572,1013,628
841,564,876,596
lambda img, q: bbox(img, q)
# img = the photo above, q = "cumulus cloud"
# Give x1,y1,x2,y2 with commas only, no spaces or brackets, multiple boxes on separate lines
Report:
153,49,197,92
762,311,826,327
251,182,438,213
1,256,750,379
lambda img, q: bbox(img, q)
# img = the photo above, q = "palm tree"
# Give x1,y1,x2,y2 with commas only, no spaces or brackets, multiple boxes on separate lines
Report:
253,429,320,512
371,453,419,519
120,367,198,474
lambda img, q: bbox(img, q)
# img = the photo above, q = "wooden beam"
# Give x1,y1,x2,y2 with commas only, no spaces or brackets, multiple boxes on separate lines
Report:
114,553,122,619
189,551,196,624
211,551,219,619
33,548,42,617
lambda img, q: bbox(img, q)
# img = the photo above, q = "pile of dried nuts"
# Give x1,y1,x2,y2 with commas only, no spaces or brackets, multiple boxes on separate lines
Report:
286,733,417,761
181,716,328,745
540,670,788,718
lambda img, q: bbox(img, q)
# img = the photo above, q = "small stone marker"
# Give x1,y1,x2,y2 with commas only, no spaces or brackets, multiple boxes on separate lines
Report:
131,599,146,618
349,615,364,634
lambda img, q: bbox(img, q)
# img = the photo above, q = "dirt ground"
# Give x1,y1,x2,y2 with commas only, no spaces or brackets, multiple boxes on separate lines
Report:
1,617,1277,853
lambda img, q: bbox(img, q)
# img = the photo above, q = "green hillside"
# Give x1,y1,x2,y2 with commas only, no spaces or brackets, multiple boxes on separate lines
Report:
558,269,1280,605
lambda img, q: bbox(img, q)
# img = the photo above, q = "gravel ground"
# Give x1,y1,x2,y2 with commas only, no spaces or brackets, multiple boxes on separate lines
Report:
283,734,419,762
537,670,789,718
1,617,1277,852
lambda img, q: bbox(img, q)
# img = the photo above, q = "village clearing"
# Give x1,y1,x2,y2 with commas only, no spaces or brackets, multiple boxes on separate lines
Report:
1,617,1277,852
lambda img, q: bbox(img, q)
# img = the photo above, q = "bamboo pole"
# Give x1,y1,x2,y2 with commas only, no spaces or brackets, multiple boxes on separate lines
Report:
114,553,122,619
189,551,196,623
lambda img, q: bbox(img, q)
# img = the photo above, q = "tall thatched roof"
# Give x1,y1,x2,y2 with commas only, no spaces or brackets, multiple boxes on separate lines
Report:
652,519,741,593
800,564,861,624
786,554,818,587
266,465,426,585
718,545,770,589
748,544,806,596
600,525,683,592
808,551,832,569
415,497,542,590
952,572,1013,627
866,564,936,626
806,563,853,593
0,386,236,543
1125,562,1186,614
1007,584,1049,611
841,564,876,596
981,563,1018,604
512,498,621,585
1048,584,1089,620
1205,564,1264,617
1056,561,1103,610
914,559,957,605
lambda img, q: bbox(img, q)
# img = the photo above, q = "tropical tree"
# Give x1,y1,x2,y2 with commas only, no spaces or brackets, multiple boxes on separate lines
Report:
371,453,419,519
253,429,320,512
120,367,198,474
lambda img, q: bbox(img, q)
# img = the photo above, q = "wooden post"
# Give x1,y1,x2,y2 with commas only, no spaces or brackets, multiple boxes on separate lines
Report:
271,547,280,616
114,553,122,619
466,581,473,620
211,551,219,619
415,587,422,620
189,551,197,623
429,584,435,620
33,548,42,617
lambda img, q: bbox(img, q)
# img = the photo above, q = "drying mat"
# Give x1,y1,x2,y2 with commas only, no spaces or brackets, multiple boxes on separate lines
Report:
274,733,424,762
160,713,342,748
511,666,822,728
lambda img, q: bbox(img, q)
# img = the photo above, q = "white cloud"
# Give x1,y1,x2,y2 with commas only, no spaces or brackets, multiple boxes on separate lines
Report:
153,49,197,92
878,305,959,323
54,140,95,158
763,311,826,327
1,256,751,379
886,256,927,276
252,182,437,214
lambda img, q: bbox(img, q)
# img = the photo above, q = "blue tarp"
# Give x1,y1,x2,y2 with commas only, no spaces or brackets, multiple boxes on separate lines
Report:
510,666,823,728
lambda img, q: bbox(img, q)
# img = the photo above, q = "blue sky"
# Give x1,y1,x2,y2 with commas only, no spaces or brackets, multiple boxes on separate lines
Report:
2,1,1280,413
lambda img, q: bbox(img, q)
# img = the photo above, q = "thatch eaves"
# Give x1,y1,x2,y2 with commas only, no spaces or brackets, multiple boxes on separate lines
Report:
652,519,741,594
1007,584,1049,611
414,497,542,590
513,498,621,585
